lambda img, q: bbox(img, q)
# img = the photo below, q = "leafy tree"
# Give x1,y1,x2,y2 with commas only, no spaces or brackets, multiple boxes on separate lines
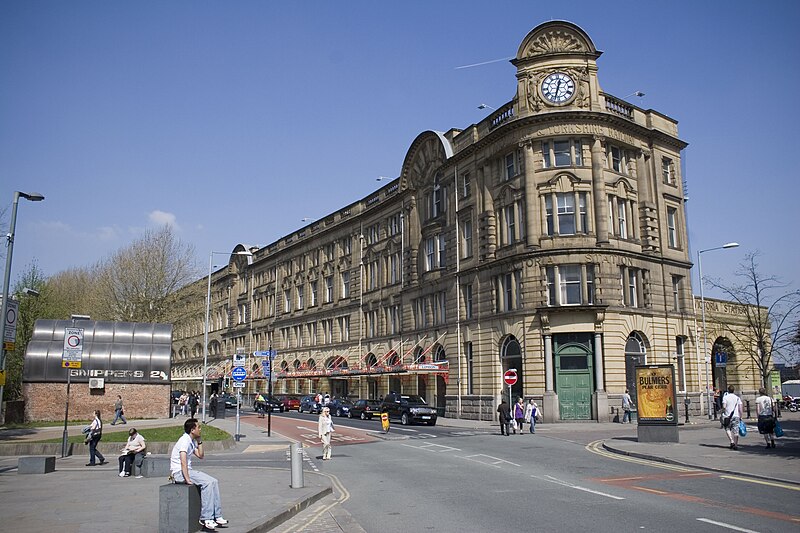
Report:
706,252,800,389
91,225,198,323
4,262,48,401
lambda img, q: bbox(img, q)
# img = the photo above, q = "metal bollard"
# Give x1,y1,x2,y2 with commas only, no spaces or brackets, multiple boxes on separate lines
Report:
290,442,304,488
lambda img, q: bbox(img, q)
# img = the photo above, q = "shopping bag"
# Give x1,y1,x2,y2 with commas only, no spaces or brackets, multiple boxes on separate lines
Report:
738,420,747,437
774,419,784,437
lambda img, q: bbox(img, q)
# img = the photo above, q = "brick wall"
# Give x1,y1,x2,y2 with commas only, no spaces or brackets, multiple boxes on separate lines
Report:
23,382,171,422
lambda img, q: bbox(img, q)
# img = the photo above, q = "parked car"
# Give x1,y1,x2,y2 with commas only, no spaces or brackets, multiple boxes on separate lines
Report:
348,399,382,420
380,392,437,426
254,394,284,413
277,395,301,411
328,398,354,417
218,393,238,409
171,390,185,404
299,395,322,414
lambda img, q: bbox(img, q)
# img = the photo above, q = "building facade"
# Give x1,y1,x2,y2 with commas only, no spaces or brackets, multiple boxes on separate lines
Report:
172,21,760,422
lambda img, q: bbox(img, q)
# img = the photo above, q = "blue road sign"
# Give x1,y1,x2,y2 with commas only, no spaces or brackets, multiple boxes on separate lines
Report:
232,366,247,382
715,352,728,366
253,350,272,357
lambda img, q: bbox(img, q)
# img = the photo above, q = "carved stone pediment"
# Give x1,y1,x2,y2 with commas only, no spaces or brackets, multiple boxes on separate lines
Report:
515,21,600,62
401,131,453,192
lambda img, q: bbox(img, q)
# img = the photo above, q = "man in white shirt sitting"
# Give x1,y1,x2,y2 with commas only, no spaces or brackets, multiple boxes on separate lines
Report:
169,418,228,531
118,428,146,477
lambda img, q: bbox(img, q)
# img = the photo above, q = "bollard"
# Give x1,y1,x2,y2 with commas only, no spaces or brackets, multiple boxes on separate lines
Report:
745,400,751,419
290,442,304,488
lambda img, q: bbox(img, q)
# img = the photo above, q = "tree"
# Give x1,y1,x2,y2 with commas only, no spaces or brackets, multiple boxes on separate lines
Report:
706,252,800,389
91,225,199,323
5,262,48,401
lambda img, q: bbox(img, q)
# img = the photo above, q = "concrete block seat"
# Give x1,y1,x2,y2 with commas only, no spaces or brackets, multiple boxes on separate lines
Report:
159,483,201,533
18,456,56,474
141,454,171,478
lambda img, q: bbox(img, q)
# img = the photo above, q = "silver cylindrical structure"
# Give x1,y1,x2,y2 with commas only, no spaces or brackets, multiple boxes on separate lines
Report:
290,442,304,488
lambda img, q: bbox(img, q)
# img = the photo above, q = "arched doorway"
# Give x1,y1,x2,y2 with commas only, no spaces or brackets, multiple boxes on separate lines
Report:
365,353,379,399
434,346,447,413
624,332,648,411
711,337,735,393
501,336,523,404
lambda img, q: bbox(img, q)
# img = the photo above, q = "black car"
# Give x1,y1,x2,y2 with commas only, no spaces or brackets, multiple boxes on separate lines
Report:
348,399,382,420
328,398,354,417
171,390,184,404
254,394,284,413
218,393,238,409
299,395,322,414
380,392,437,426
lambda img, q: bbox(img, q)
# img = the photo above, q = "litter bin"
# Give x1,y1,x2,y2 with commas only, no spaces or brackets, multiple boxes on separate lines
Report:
214,400,226,419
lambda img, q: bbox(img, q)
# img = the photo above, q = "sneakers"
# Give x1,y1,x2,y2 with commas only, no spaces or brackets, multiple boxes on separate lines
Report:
215,517,228,527
119,471,126,477
200,519,218,531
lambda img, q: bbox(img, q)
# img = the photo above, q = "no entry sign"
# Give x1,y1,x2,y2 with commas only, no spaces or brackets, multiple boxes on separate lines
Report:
503,369,518,386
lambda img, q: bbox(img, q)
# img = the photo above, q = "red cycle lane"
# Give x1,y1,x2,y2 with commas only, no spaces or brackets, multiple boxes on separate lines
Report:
239,413,381,449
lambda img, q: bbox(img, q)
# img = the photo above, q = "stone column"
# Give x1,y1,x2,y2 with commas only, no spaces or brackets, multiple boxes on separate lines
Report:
591,136,609,245
542,331,560,423
522,140,540,248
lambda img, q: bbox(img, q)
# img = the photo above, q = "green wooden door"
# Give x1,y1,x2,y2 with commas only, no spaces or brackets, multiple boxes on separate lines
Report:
555,337,593,420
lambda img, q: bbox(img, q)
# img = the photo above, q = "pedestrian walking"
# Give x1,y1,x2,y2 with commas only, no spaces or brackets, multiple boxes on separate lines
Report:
318,406,334,460
524,399,539,433
111,394,127,425
170,418,228,531
497,399,511,436
721,385,743,450
755,387,777,449
513,398,525,435
209,393,218,419
621,389,633,423
85,410,107,467
189,391,199,418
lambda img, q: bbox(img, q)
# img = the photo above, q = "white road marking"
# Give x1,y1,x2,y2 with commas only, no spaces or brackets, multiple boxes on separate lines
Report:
462,454,520,467
696,518,760,533
537,475,625,500
392,427,418,433
400,442,461,453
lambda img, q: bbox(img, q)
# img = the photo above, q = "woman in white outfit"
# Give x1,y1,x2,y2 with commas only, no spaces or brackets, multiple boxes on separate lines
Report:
318,407,334,460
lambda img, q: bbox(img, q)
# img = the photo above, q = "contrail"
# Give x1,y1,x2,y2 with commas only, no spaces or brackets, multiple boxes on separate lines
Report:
454,56,513,70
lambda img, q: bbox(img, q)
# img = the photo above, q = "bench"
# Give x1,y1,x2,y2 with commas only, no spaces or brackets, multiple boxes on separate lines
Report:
18,456,56,474
159,483,201,533
141,455,171,478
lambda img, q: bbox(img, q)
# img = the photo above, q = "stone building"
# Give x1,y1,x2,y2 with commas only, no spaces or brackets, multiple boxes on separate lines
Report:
171,21,760,422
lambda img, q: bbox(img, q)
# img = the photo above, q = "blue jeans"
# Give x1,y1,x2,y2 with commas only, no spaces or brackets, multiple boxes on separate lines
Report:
173,469,223,521
88,436,105,464
112,408,127,425
529,417,536,433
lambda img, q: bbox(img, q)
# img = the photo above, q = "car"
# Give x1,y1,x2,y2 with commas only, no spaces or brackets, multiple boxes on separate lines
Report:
218,393,238,409
380,392,437,426
348,399,382,420
254,394,284,413
171,390,185,404
299,395,322,414
277,395,301,411
328,398,354,417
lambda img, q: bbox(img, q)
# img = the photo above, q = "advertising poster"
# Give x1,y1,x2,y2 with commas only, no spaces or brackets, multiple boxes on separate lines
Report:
635,365,677,425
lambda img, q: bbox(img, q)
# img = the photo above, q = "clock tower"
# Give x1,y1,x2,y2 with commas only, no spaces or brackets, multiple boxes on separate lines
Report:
512,21,604,116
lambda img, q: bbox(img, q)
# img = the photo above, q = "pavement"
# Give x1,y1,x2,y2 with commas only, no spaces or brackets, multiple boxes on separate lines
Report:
0,410,798,532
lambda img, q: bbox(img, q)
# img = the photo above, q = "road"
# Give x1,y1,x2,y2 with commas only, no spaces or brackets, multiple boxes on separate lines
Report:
249,410,799,533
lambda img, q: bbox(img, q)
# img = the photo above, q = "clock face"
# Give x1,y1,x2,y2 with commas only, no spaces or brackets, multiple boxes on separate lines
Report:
541,72,575,104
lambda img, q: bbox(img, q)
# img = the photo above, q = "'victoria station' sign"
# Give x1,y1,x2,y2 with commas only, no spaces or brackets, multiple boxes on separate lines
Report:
23,319,172,384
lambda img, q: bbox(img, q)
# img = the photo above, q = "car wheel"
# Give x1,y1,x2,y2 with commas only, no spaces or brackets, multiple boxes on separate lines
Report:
401,413,410,425
428,420,437,426
360,412,367,420
336,408,343,417
348,411,353,418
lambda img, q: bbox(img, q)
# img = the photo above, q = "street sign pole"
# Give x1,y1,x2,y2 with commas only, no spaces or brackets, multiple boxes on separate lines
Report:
267,348,273,437
61,320,85,457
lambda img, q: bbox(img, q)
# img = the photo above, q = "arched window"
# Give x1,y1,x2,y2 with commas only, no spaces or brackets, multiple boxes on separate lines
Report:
501,336,523,402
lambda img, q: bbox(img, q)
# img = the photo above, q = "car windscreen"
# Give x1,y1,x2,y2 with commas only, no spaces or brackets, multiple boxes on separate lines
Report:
400,395,427,404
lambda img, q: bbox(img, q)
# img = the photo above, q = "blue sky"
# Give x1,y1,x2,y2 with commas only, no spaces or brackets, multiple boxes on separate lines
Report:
1,1,798,302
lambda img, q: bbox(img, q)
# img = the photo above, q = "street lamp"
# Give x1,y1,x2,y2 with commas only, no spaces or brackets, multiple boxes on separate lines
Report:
202,250,252,424
477,103,496,111
698,242,739,419
0,191,44,422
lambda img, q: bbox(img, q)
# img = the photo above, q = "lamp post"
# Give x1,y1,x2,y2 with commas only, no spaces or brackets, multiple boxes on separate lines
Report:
698,242,739,419
202,250,252,424
0,191,44,422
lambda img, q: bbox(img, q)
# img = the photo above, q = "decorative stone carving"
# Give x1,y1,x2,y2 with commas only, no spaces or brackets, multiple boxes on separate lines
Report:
523,30,586,58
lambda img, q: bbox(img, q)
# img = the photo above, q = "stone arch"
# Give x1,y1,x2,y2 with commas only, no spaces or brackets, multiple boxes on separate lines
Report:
400,130,453,192
711,336,736,392
624,331,650,407
516,20,599,62
500,335,524,402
